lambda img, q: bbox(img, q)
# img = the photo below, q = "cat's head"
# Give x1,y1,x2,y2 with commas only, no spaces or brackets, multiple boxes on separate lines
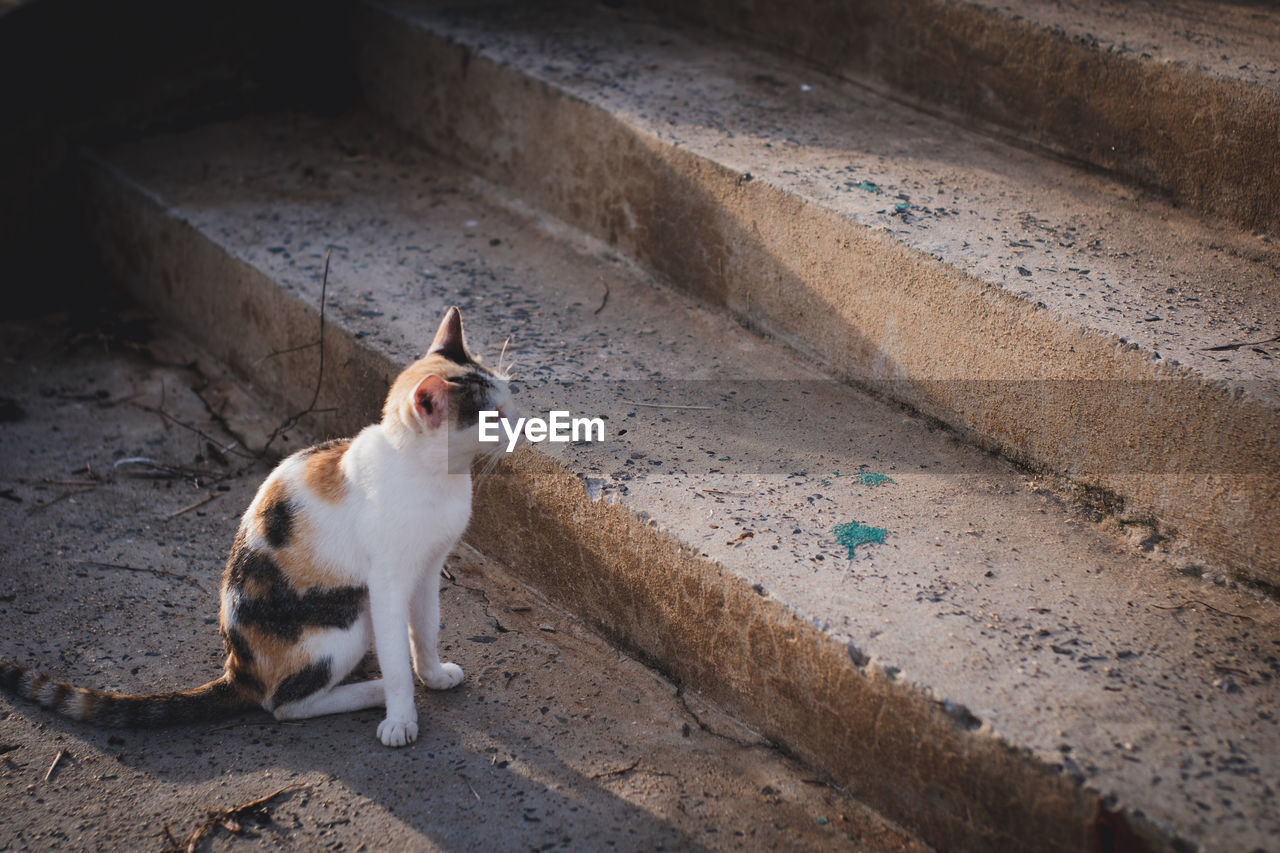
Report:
383,307,517,469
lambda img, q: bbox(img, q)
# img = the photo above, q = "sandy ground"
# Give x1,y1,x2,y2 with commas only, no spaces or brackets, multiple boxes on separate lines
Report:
0,300,925,852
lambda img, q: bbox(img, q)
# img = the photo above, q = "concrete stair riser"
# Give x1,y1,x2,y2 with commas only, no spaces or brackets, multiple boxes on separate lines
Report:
82,162,395,440
351,2,1279,584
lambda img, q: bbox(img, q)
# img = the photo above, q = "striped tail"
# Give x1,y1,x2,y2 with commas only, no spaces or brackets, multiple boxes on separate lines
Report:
0,660,256,728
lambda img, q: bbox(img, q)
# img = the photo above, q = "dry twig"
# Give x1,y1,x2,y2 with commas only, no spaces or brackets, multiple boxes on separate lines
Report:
255,339,320,365
167,493,219,520
162,783,306,853
1151,599,1253,620
132,403,255,461
621,400,714,411
594,279,610,315
1211,663,1250,677
589,758,640,780
1203,334,1279,352
205,720,301,733
26,486,97,515
261,251,332,456
44,749,68,783
74,560,208,594
112,457,222,481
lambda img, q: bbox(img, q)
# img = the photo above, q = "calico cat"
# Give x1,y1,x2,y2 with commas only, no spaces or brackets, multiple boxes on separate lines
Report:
0,307,515,747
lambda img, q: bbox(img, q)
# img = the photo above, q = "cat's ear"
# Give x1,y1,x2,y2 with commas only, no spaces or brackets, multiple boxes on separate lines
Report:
428,306,470,363
412,374,450,429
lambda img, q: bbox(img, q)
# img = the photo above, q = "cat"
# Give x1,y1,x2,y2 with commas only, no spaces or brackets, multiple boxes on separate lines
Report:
0,307,516,747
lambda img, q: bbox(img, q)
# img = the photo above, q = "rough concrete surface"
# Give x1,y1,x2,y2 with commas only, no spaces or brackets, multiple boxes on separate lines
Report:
80,112,1280,851
353,0,1280,583
640,0,1280,234
0,307,925,852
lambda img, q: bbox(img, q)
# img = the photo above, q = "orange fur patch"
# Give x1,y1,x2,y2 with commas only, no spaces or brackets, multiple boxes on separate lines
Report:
225,623,347,703
226,624,301,697
274,534,345,593
74,690,100,719
382,354,473,426
240,574,271,601
304,439,350,503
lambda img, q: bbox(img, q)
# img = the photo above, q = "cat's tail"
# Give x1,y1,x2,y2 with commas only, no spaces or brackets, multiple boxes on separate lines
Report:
0,660,257,727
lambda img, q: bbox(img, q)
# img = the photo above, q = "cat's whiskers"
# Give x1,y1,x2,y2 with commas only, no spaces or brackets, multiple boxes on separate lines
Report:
471,447,504,491
497,337,511,377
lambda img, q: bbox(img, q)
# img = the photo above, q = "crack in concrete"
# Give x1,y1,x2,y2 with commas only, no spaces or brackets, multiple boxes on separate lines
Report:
673,684,773,754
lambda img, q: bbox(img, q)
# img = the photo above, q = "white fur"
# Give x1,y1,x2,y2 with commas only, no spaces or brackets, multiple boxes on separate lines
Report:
266,352,516,748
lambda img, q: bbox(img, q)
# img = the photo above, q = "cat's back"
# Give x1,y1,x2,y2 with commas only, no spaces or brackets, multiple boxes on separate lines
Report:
229,436,365,588
236,426,471,577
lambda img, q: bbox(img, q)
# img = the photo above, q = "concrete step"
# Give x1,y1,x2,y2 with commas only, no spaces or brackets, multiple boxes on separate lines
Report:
351,0,1280,587
0,306,924,852
639,0,1280,236
82,110,1280,852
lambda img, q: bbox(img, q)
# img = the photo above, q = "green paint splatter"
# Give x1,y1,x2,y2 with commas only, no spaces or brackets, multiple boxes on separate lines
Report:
833,521,888,558
893,201,910,211
856,471,895,487
855,181,879,193
717,456,731,462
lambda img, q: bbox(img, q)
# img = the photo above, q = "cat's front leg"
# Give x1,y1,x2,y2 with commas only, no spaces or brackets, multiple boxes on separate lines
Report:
409,561,464,690
368,581,418,747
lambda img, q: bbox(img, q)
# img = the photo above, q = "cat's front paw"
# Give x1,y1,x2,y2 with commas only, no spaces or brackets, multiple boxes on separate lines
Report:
377,715,419,748
420,661,464,690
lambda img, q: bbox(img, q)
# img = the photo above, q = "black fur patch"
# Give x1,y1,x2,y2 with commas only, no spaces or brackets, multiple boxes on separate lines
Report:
271,658,332,708
225,546,367,641
225,628,254,666
223,628,265,696
450,370,495,429
0,661,24,694
49,682,72,712
261,498,294,549
226,540,276,586
229,667,265,697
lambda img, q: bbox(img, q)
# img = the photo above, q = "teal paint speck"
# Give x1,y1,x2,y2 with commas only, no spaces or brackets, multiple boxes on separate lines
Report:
856,471,895,487
833,521,888,558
